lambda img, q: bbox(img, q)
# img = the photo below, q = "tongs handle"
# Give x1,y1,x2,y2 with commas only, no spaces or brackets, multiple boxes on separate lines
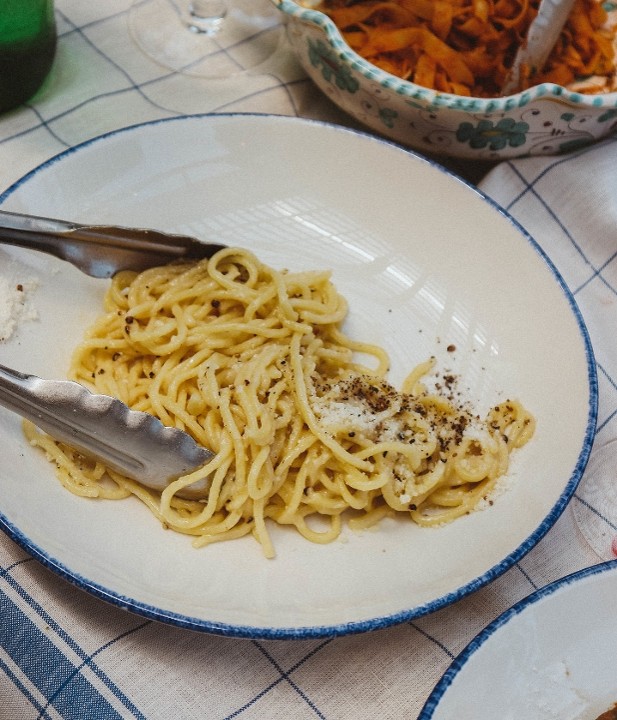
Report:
501,0,576,95
0,209,223,278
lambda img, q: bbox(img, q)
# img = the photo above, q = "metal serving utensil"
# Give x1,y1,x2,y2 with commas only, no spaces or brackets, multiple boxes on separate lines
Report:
0,364,214,497
501,0,577,95
0,209,223,496
0,209,225,277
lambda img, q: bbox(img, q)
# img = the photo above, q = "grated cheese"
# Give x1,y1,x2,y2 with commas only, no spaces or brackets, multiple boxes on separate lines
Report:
0,275,39,341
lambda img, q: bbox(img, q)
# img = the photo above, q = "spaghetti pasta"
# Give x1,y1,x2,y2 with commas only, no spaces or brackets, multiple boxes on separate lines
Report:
25,248,535,557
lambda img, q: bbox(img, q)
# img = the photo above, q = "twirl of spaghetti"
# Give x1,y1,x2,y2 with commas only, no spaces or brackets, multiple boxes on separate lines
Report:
25,248,535,557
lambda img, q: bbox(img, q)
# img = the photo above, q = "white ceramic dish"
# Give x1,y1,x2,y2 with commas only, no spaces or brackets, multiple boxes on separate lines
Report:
419,559,617,719
0,114,596,638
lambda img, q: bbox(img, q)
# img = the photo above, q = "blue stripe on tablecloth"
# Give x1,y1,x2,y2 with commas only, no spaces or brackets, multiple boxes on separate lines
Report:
0,559,146,719
221,640,332,720
1,586,125,719
574,250,617,297
253,641,329,720
595,363,617,435
409,623,455,660
502,141,613,212
0,4,301,154
55,7,181,114
0,655,54,719
574,495,617,531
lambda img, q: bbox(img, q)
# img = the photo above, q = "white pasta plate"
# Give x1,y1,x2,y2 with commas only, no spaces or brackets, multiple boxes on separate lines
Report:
0,114,596,638
419,559,617,719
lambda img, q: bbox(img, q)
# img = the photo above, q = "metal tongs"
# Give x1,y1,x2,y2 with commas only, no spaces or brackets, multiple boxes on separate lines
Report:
0,208,224,278
0,209,225,495
501,0,577,95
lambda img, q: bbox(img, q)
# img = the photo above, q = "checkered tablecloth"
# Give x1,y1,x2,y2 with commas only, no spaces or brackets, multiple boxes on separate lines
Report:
1,2,616,718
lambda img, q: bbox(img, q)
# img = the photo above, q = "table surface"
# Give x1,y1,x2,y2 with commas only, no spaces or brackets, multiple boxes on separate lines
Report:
1,2,616,718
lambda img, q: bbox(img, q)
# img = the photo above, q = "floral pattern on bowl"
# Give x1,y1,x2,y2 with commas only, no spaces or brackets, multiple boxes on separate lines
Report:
273,0,617,159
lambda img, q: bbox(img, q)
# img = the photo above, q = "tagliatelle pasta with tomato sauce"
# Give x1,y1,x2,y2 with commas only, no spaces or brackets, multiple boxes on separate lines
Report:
316,0,617,97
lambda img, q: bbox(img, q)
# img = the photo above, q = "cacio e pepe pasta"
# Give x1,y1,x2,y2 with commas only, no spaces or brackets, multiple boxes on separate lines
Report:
24,248,535,557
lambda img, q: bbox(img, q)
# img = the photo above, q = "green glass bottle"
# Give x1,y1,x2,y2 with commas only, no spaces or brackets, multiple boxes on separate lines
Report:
0,0,57,114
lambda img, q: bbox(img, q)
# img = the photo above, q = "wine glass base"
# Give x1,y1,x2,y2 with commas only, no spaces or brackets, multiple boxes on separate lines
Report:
129,0,283,78
572,438,617,561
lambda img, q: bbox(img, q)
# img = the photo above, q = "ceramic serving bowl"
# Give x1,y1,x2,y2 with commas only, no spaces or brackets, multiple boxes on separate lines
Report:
272,0,617,159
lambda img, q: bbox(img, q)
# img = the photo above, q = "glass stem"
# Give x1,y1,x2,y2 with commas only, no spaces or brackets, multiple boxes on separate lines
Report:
186,0,227,35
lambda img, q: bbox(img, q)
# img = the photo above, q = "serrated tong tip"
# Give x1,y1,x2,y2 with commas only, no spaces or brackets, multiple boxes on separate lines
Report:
0,363,214,497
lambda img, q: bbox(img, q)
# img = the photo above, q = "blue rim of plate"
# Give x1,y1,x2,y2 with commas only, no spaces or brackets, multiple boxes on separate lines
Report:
0,113,599,639
418,558,617,718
